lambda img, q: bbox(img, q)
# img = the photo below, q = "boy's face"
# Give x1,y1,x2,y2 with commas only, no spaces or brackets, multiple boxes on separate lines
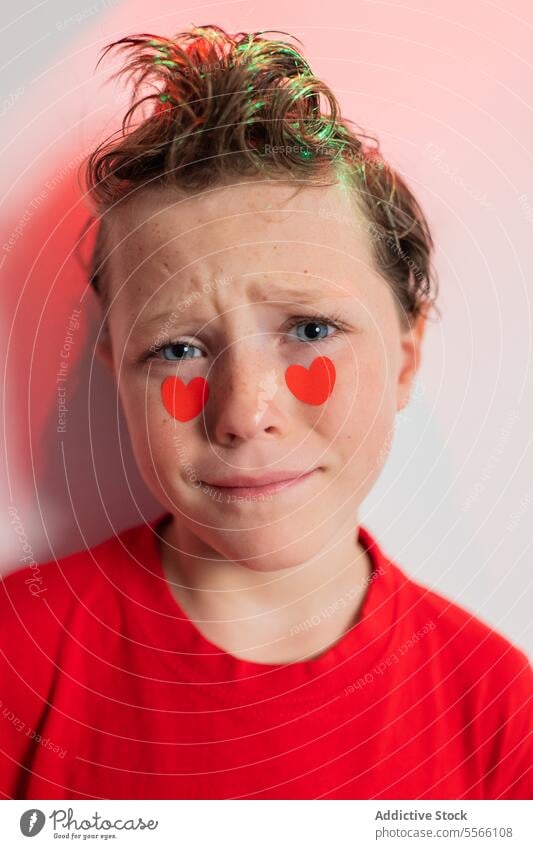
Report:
98,178,425,571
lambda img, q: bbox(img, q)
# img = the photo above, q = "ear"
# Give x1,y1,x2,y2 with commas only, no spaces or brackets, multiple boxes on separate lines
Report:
95,322,115,375
396,312,426,413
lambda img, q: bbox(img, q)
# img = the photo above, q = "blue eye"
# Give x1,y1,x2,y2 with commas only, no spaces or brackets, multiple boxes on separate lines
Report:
287,317,338,342
158,342,202,361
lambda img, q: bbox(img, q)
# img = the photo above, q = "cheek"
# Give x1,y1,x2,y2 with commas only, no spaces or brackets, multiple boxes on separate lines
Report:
285,355,336,406
317,349,397,455
160,375,209,422
117,378,190,491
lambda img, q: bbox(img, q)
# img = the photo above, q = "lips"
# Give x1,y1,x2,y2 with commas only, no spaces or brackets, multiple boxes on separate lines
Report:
200,468,320,497
203,470,314,487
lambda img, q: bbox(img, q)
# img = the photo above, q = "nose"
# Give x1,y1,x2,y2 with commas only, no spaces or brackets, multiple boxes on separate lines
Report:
206,346,289,445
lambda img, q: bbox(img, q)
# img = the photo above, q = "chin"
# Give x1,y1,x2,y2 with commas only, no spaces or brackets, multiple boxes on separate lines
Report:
202,525,326,572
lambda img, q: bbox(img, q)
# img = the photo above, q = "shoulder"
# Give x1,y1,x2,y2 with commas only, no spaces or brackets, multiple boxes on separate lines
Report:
0,517,155,650
0,517,160,754
376,543,532,796
394,559,530,677
364,528,532,697
1,529,118,621
383,550,531,745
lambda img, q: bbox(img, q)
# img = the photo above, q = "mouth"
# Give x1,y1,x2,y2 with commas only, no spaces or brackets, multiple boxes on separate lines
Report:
199,468,320,498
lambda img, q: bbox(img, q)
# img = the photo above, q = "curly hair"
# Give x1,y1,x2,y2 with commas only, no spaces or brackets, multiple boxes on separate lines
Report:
82,24,439,327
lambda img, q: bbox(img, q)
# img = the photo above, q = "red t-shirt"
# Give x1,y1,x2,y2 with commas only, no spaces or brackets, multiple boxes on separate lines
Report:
0,511,531,800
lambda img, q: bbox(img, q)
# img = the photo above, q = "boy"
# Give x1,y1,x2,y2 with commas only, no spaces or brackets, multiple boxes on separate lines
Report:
0,25,531,800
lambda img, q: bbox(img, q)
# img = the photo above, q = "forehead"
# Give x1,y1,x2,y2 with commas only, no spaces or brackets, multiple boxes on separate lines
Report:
104,178,381,312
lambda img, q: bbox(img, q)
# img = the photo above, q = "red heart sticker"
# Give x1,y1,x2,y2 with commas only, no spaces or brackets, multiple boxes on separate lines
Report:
161,376,209,422
285,356,336,405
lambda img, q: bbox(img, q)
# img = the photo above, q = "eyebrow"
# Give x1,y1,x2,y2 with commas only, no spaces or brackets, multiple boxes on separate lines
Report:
136,282,349,330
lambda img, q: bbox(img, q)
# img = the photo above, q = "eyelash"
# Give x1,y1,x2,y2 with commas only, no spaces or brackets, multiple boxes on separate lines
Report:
143,310,347,363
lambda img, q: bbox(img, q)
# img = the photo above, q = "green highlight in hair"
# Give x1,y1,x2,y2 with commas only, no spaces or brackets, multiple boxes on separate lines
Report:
153,58,177,68
148,40,170,55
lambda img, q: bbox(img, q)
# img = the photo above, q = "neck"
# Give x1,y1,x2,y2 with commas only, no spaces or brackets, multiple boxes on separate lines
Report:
158,513,373,664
